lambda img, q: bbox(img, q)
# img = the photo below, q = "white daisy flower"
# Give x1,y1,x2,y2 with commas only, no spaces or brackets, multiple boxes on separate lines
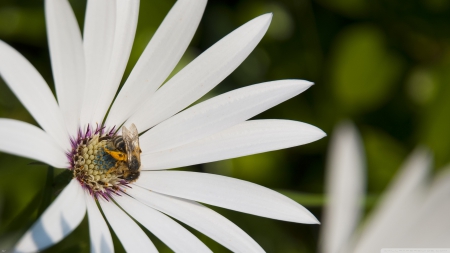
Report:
319,122,450,253
0,0,326,252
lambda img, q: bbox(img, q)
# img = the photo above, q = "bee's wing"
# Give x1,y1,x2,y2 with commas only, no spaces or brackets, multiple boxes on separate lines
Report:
122,124,141,165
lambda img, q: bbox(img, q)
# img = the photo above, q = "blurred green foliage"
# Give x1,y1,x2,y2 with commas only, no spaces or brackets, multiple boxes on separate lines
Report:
1,0,450,252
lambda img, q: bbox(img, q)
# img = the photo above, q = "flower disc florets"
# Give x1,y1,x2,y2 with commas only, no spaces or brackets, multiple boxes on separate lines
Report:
67,125,128,199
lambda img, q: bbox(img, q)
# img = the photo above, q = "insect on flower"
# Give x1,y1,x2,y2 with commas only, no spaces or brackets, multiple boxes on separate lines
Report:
104,124,142,182
0,0,326,252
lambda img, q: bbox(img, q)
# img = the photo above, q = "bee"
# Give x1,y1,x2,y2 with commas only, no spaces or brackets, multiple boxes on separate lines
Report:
104,124,142,182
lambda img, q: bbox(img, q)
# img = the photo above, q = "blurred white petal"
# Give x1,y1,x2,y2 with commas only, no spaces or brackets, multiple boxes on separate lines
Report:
395,167,450,247
106,0,207,127
15,180,86,253
351,147,431,252
319,122,365,253
114,194,212,253
0,40,69,150
127,186,264,253
85,192,113,253
89,0,139,125
45,0,85,137
135,171,319,224
140,80,313,153
0,119,67,168
80,0,116,127
127,14,273,132
99,198,157,253
142,119,325,170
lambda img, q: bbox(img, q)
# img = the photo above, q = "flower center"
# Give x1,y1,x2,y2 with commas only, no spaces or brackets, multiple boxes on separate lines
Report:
68,125,140,199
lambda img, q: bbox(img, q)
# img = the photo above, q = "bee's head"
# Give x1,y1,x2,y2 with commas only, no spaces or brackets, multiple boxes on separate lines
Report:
129,156,141,171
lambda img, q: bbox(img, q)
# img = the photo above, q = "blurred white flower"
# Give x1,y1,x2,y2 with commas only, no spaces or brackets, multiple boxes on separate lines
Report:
0,0,326,252
320,122,450,253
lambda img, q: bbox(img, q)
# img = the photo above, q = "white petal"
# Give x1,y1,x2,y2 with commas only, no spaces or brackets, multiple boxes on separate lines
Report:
140,80,312,153
114,194,212,253
319,122,365,253
142,119,325,170
0,118,67,168
80,0,116,127
127,186,264,253
15,180,86,253
45,0,85,137
135,171,319,224
84,192,113,253
98,198,157,253
351,148,431,252
0,40,69,150
106,0,207,127
394,167,450,247
88,0,139,125
126,14,273,132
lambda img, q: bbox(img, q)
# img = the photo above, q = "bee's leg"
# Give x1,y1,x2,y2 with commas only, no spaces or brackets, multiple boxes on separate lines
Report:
106,167,116,175
123,170,130,179
103,147,127,161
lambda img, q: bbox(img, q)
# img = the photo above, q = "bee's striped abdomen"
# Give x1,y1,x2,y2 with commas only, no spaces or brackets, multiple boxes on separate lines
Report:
112,136,126,152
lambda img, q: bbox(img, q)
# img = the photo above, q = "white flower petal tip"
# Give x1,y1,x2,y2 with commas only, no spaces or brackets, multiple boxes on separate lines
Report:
304,80,314,86
14,180,86,253
142,120,326,170
408,146,433,170
320,121,365,253
393,146,432,193
262,13,273,22
292,79,314,89
245,13,273,29
135,171,319,224
127,12,275,132
140,79,316,154
313,127,327,139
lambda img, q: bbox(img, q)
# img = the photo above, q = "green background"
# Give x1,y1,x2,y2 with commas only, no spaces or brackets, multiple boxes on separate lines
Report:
1,0,449,252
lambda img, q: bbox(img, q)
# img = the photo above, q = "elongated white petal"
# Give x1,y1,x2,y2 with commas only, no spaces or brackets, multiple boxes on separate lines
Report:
85,192,113,253
393,168,450,247
127,14,273,132
140,80,312,153
142,119,325,170
0,41,69,150
351,148,431,252
15,180,86,253
135,171,319,224
80,0,116,127
114,194,212,253
98,198,157,253
127,186,264,253
0,119,67,168
106,0,207,127
45,0,85,137
89,0,139,125
320,122,365,253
